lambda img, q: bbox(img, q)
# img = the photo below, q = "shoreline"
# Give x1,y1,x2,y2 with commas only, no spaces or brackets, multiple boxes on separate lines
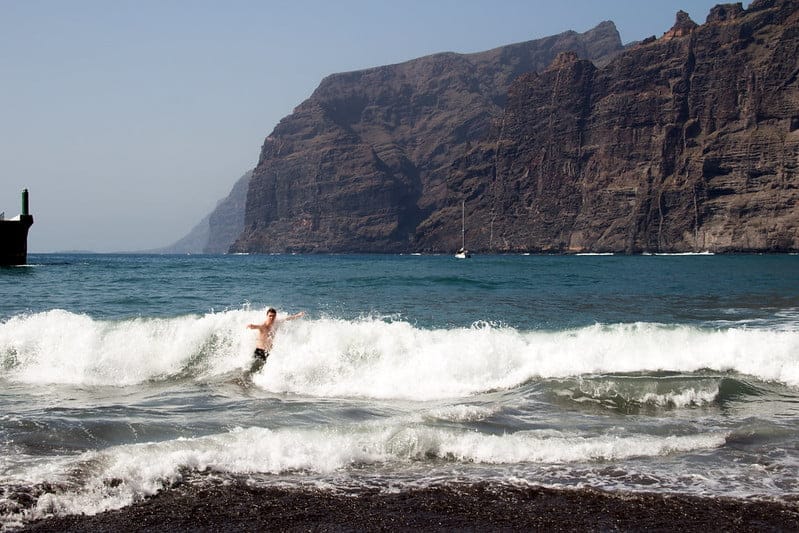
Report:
22,481,799,532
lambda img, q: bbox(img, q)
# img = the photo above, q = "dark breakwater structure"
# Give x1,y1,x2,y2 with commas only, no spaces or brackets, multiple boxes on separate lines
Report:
0,189,34,265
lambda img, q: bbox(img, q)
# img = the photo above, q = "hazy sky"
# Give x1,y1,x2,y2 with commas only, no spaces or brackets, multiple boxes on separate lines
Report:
1,0,742,252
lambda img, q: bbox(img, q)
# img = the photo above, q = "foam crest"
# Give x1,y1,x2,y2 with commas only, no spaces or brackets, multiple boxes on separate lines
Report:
425,404,500,422
3,312,799,394
18,424,725,520
567,377,722,410
256,317,534,399
0,309,254,385
640,388,719,407
260,319,799,399
433,430,725,464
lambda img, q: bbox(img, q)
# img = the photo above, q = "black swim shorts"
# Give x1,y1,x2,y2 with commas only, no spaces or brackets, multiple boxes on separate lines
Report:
250,348,269,373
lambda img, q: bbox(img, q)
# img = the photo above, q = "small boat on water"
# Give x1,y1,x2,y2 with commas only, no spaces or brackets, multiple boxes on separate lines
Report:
454,200,471,259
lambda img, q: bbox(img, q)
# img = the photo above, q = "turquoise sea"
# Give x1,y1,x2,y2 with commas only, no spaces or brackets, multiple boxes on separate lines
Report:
1,253,798,528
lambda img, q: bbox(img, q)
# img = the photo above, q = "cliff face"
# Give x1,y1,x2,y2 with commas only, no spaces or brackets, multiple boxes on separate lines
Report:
419,0,798,253
230,0,799,254
230,23,623,253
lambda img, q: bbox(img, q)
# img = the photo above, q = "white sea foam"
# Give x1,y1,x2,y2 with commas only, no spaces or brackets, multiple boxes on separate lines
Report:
652,252,715,256
425,404,500,422
2,311,799,396
571,378,721,408
0,309,253,385
12,424,725,521
640,388,720,407
258,319,799,398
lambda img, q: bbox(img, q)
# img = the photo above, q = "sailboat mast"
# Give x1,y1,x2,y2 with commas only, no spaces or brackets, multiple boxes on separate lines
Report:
461,200,465,249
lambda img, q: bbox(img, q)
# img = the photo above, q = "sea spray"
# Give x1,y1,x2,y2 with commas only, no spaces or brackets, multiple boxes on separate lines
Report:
3,311,799,393
259,319,799,398
0,309,253,385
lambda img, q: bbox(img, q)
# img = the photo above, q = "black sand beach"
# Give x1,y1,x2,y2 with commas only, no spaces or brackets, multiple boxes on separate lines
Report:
23,480,799,532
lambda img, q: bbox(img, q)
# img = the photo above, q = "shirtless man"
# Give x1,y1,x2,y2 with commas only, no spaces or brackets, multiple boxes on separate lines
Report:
247,308,305,372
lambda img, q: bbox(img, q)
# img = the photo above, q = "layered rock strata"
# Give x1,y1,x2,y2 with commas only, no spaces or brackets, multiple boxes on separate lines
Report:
227,1,798,254
420,0,799,253
231,23,623,253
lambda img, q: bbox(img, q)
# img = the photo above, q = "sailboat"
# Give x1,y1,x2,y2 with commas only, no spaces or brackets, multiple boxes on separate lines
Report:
454,200,471,259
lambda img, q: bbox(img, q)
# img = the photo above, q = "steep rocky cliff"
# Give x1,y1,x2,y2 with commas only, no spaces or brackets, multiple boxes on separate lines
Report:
418,0,799,253
230,23,623,253
228,0,798,254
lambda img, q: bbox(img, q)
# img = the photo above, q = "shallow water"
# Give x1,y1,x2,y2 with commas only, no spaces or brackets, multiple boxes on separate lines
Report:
1,253,798,528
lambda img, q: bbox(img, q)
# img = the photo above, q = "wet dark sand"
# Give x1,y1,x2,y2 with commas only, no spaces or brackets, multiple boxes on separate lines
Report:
23,481,799,532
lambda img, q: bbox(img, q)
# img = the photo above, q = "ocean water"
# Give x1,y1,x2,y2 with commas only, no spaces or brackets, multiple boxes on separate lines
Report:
1,253,798,527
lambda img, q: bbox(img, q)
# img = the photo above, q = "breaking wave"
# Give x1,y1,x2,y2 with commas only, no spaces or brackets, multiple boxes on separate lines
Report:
1,310,798,398
4,423,727,523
